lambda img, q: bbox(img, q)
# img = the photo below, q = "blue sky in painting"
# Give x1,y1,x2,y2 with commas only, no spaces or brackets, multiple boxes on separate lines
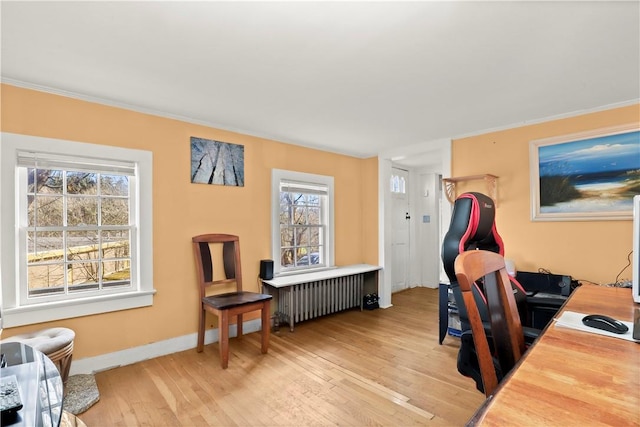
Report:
539,130,640,176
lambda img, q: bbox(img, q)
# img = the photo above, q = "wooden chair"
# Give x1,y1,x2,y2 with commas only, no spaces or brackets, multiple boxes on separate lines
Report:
454,250,526,396
192,234,272,368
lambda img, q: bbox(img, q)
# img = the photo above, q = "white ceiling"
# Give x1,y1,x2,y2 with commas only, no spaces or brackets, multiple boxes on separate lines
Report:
1,1,639,159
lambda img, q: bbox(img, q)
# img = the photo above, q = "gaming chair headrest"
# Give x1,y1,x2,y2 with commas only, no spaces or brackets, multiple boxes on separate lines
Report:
441,192,504,282
459,192,496,242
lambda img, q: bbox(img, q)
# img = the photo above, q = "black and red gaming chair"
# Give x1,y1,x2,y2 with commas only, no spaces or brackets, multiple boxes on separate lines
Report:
442,192,528,327
440,192,562,393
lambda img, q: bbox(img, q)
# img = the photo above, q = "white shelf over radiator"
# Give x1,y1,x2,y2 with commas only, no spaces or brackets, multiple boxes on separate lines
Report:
261,264,381,288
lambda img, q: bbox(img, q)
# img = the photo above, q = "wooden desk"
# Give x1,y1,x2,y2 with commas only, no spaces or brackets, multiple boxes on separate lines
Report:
469,284,640,426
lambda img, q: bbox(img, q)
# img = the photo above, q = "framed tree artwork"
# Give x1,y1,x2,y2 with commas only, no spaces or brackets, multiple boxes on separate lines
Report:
190,137,244,187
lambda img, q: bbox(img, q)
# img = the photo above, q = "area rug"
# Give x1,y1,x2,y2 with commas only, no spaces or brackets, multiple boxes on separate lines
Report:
63,374,100,415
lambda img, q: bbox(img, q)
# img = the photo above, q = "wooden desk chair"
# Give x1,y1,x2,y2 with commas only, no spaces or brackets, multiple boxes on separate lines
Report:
192,234,272,369
454,250,526,396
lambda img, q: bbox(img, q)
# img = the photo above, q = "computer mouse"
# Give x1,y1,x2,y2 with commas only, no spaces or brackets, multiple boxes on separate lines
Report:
581,314,629,334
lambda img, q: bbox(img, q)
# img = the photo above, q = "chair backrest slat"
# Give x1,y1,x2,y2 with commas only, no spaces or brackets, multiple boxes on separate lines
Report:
454,250,525,397
199,242,214,283
223,241,236,280
192,234,243,292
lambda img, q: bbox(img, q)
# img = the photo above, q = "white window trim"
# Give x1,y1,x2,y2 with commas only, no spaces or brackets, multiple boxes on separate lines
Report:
0,132,155,327
271,169,334,276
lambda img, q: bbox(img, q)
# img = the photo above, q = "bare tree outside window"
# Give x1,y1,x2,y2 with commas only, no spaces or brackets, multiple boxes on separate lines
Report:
279,186,324,270
27,168,132,297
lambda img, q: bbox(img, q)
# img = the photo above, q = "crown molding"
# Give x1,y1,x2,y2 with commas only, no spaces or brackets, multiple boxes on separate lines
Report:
2,77,638,156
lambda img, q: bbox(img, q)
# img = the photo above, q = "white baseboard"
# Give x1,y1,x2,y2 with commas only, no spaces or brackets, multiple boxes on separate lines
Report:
69,319,262,375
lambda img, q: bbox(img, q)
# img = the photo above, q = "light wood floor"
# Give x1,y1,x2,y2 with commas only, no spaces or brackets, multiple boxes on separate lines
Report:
80,287,484,426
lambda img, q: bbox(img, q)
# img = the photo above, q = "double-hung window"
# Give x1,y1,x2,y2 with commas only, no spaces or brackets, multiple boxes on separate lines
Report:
1,133,154,327
271,169,334,275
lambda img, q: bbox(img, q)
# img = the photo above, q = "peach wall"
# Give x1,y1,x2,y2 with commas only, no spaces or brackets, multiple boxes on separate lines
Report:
0,84,378,358
360,156,379,264
452,104,639,285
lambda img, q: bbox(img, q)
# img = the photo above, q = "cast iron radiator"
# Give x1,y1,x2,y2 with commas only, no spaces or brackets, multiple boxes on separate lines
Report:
277,273,364,331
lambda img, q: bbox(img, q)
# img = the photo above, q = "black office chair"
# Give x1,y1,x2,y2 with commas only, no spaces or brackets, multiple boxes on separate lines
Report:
440,192,564,393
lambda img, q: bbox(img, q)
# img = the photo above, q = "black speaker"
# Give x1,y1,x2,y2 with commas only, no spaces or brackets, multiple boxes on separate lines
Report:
259,259,274,280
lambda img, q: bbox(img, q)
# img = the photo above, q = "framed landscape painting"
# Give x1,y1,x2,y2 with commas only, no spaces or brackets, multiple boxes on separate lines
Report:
530,124,640,221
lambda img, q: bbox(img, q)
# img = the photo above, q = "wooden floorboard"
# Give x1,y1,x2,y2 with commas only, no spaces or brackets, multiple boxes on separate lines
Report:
80,287,485,426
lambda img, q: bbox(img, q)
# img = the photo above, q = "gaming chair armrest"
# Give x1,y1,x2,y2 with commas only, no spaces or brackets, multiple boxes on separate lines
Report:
526,295,566,308
522,326,541,346
481,323,540,346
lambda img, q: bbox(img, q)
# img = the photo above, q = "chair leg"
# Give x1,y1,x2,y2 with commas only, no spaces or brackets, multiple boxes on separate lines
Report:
261,301,270,354
46,340,74,384
197,306,206,353
59,354,73,384
219,312,230,369
237,314,243,337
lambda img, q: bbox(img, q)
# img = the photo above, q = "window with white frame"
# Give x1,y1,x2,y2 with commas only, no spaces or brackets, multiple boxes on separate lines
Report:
0,133,154,327
390,173,406,194
271,169,334,275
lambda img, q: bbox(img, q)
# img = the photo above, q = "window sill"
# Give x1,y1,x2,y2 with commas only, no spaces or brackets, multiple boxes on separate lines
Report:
2,289,156,328
264,264,381,288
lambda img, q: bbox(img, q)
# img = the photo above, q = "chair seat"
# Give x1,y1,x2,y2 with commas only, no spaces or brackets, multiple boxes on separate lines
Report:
3,327,75,355
203,291,272,310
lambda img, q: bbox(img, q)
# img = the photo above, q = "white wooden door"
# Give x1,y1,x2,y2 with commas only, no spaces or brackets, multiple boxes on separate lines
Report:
391,168,410,293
